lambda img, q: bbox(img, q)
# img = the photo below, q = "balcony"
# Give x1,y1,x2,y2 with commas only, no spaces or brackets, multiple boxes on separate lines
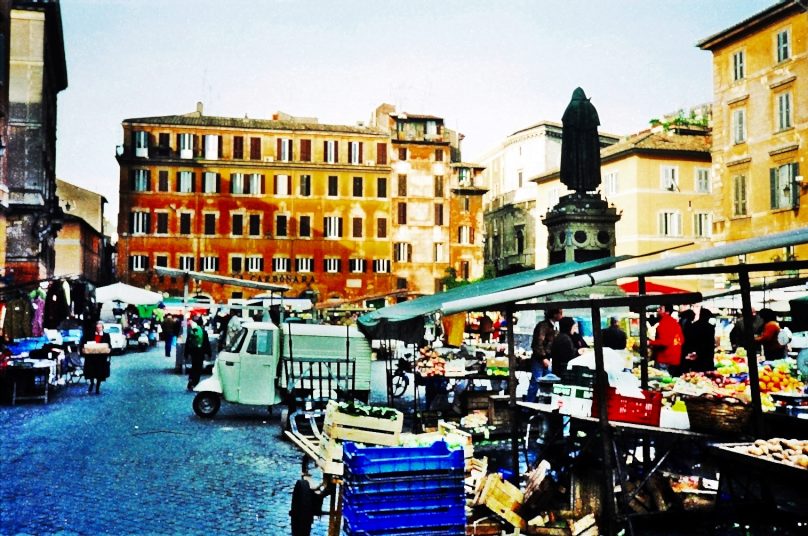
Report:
495,253,534,272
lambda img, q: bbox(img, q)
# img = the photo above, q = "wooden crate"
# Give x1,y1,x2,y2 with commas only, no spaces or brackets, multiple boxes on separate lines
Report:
462,390,498,412
488,394,511,427
476,473,527,530
322,400,403,446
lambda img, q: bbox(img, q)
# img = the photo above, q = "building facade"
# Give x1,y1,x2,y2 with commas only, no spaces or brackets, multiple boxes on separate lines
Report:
116,104,485,304
5,0,66,284
698,1,807,264
55,179,112,285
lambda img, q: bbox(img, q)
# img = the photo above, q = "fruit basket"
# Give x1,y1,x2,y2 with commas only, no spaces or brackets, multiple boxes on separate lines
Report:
684,395,752,435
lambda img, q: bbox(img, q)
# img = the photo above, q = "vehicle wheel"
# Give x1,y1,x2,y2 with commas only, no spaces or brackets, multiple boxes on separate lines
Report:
290,478,315,536
392,373,409,398
192,392,220,418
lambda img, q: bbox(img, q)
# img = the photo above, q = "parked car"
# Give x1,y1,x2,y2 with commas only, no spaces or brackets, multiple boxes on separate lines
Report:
103,323,127,354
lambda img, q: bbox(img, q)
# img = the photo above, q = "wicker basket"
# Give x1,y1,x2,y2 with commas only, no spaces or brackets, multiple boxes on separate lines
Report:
685,396,752,435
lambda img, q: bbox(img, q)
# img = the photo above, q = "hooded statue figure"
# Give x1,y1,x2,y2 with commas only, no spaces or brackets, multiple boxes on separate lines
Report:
560,87,602,195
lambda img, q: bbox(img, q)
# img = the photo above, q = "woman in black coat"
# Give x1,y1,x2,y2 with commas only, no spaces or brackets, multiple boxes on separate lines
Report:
682,308,717,373
551,317,579,376
82,321,112,394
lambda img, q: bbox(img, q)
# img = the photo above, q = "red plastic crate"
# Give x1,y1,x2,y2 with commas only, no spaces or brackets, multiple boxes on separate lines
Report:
591,387,662,426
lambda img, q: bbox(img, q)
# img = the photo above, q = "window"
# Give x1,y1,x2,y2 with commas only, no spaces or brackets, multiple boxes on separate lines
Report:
233,136,244,159
273,257,290,272
178,171,194,193
435,148,444,162
399,147,407,160
348,141,362,165
299,215,311,238
434,243,447,263
296,257,313,273
515,226,525,254
158,133,170,152
777,92,792,131
377,217,387,238
273,174,291,196
352,176,363,197
460,261,470,280
458,225,473,245
178,133,194,159
278,138,293,162
324,140,337,163
158,170,169,192
324,258,341,273
349,258,366,273
130,255,148,272
324,216,343,238
377,143,387,165
463,196,470,212
156,212,168,235
203,172,219,194
179,255,195,271
458,168,470,185
776,28,790,62
373,259,390,273
661,166,679,191
231,214,243,236
300,139,312,162
130,211,150,235
204,135,219,160
133,169,150,192
231,173,244,194
434,203,444,225
695,168,710,193
397,202,407,224
732,108,746,144
230,255,244,273
246,256,264,273
203,213,216,235
377,177,387,198
771,163,798,210
248,173,264,195
394,243,412,262
299,174,312,197
732,50,745,81
134,131,148,157
693,212,712,238
397,175,407,196
201,256,219,272
249,137,261,160
249,214,261,237
155,255,168,268
434,175,444,197
658,211,682,237
275,215,287,237
518,170,523,188
180,213,192,235
732,175,748,216
328,176,339,196
352,217,363,238
604,171,618,196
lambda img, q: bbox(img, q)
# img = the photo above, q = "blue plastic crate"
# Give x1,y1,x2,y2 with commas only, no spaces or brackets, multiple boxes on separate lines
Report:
6,337,48,355
343,473,464,498
343,490,465,515
343,523,464,536
342,504,465,535
343,441,464,477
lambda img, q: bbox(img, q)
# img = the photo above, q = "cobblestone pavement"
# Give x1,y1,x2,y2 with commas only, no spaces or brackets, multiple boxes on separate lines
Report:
0,344,331,536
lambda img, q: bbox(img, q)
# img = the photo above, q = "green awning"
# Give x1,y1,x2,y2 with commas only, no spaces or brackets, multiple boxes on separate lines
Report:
357,256,626,343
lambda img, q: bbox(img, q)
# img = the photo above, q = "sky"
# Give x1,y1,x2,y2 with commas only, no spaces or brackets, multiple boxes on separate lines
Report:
56,0,776,221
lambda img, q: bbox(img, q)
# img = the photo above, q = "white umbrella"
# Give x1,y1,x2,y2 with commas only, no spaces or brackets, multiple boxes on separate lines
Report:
96,282,163,305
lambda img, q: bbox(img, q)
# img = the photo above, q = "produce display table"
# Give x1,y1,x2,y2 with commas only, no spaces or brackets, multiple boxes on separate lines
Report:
4,363,51,405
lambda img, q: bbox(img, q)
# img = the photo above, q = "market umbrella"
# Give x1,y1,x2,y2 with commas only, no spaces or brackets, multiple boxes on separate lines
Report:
95,282,163,305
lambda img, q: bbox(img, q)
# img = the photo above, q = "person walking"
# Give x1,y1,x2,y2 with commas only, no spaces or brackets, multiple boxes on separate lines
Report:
526,308,562,402
82,321,111,394
648,304,684,377
186,317,211,391
162,314,177,357
602,317,627,350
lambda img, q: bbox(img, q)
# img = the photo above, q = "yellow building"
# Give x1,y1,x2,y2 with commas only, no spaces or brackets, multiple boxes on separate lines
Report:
698,1,807,264
534,122,714,291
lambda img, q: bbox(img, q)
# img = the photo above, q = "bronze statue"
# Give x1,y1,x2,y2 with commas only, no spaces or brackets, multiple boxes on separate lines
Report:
560,87,602,194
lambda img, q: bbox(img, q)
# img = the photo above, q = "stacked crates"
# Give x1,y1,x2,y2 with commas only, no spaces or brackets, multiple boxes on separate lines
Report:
341,441,465,536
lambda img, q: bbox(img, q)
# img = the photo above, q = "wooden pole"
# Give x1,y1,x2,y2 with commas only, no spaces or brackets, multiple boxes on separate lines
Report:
506,305,519,482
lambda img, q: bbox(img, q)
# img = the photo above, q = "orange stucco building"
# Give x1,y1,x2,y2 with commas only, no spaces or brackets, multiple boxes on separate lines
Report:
116,104,485,304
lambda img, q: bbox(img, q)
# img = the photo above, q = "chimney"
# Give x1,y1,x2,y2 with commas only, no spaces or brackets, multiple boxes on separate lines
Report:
196,101,204,116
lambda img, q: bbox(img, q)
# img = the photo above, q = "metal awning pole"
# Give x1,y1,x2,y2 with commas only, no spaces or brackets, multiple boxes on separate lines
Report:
638,276,649,390
739,268,763,435
592,305,617,535
505,305,519,482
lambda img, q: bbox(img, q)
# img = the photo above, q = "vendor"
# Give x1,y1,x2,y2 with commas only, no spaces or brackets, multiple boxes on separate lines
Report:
81,321,111,395
755,308,786,360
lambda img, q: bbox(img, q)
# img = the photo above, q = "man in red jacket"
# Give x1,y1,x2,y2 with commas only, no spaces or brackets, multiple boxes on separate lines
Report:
649,304,684,377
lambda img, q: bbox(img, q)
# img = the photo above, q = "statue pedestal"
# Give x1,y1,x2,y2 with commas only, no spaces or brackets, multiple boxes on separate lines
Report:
543,193,621,266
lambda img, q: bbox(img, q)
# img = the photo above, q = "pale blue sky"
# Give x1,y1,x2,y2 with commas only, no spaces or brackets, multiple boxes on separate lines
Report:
56,0,775,218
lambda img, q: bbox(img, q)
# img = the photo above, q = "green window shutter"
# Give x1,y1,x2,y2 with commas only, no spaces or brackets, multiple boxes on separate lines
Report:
770,168,778,209
793,163,800,208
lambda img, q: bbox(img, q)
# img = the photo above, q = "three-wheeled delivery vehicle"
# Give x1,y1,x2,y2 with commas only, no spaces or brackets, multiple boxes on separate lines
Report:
191,321,373,421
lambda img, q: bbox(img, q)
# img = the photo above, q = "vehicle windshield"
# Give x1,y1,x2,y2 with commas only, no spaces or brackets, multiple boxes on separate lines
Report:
105,325,122,334
224,327,249,353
